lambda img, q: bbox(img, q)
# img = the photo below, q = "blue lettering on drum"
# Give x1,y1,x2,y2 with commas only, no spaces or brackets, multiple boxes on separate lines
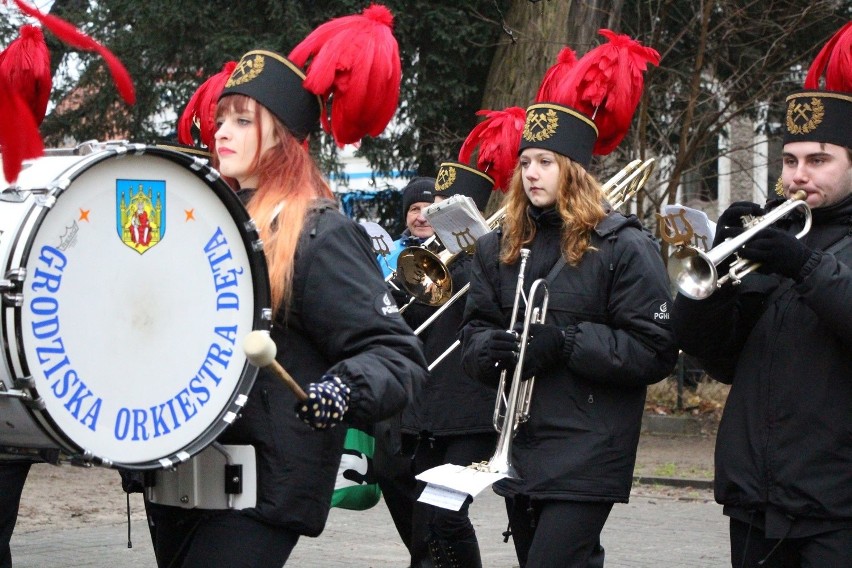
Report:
114,331,236,440
29,246,103,431
29,228,248,450
204,226,244,311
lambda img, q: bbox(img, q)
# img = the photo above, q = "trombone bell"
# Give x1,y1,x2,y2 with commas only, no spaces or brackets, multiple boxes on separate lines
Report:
397,247,453,306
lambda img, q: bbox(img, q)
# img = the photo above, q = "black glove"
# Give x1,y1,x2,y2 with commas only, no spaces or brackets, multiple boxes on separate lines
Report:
513,322,565,380
713,202,765,248
484,329,520,369
737,227,814,280
296,375,351,430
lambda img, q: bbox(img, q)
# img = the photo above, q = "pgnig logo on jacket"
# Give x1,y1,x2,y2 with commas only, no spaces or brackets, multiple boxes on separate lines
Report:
653,300,670,322
376,292,400,316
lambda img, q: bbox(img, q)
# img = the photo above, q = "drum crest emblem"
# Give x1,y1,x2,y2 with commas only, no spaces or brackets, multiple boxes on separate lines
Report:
117,180,166,253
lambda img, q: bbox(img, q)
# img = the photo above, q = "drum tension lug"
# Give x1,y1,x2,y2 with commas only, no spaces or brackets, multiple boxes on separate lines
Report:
224,464,243,495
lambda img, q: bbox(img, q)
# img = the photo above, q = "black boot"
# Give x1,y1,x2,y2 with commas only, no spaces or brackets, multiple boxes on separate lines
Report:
427,537,483,568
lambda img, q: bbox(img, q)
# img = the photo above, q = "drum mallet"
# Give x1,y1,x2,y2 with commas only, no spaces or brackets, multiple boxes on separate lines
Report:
242,331,308,401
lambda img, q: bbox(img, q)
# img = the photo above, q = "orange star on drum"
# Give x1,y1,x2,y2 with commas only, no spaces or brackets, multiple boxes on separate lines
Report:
78,208,90,221
185,209,195,221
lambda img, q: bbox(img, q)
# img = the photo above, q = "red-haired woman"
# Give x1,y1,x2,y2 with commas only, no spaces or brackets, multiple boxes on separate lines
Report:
144,7,427,567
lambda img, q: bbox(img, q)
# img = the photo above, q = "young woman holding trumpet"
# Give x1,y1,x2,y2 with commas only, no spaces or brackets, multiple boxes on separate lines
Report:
459,33,677,567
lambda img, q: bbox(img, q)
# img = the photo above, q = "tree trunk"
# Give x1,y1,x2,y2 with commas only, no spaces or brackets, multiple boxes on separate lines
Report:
479,0,624,214
480,0,625,110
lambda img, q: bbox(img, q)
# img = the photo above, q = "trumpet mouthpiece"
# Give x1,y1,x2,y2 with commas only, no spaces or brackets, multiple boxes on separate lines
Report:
243,330,277,367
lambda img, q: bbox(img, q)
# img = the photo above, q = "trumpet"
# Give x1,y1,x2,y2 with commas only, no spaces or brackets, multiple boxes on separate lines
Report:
472,250,548,477
672,190,812,300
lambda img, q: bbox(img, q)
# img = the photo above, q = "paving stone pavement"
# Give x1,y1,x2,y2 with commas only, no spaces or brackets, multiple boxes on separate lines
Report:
11,487,729,567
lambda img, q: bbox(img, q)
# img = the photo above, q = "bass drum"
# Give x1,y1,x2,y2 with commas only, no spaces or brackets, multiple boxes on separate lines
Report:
0,143,270,470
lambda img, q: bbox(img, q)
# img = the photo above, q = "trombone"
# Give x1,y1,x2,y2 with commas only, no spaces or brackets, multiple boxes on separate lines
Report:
415,157,656,368
670,190,812,300
396,158,655,310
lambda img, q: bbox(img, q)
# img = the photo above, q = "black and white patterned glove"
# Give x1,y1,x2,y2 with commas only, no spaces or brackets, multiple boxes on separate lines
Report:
296,375,351,430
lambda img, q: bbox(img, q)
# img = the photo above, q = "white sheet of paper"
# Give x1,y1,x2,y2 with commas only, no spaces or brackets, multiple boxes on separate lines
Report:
424,195,490,254
415,463,507,500
417,483,470,511
360,221,395,256
661,204,717,252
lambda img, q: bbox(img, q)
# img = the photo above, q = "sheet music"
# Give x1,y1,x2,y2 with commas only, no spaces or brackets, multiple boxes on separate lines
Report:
417,484,469,511
415,463,507,510
661,205,716,252
360,221,395,257
424,195,490,255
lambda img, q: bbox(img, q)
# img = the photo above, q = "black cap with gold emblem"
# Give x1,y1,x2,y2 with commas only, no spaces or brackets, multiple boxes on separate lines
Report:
434,162,495,212
518,103,599,168
220,50,322,141
783,23,852,150
783,91,852,149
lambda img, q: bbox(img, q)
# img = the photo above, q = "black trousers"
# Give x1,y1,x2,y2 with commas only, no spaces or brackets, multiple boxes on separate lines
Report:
506,495,612,568
374,431,496,566
0,462,31,568
729,517,852,568
145,501,299,568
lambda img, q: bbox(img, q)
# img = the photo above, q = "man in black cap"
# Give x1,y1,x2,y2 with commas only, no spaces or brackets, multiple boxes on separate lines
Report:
378,177,436,279
377,163,498,567
672,23,852,567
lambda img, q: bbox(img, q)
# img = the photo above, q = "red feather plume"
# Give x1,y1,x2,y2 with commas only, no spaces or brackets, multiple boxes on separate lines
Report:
535,47,577,103
0,74,44,183
11,0,135,105
0,25,51,124
458,107,526,192
288,3,401,146
804,21,852,92
537,29,660,155
178,62,237,149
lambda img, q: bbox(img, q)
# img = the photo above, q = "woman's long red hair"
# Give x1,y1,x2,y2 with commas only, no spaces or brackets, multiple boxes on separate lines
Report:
215,95,333,317
500,154,606,266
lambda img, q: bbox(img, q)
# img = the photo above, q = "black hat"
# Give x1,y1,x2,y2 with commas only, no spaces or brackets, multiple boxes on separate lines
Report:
220,50,322,141
518,103,599,168
783,23,852,150
783,91,852,149
521,32,659,167
434,162,495,212
402,177,436,214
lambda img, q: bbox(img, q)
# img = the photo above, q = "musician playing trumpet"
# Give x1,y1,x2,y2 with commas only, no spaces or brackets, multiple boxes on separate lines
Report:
459,33,675,567
671,24,852,567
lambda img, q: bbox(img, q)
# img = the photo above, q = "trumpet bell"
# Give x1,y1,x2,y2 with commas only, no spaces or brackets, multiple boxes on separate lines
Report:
670,247,718,300
397,247,454,306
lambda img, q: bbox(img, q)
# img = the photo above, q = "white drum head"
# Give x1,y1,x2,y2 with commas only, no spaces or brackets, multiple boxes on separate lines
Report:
16,148,268,467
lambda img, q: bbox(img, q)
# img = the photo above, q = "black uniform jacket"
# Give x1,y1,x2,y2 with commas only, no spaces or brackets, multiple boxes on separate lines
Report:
219,199,427,536
672,195,852,528
399,252,498,437
461,208,677,503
